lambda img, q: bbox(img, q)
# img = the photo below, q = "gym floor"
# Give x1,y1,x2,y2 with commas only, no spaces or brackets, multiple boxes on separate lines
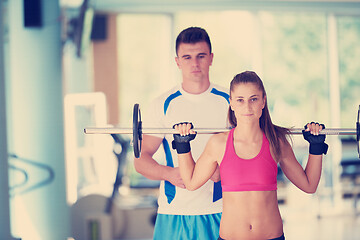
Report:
280,186,360,240
283,211,360,240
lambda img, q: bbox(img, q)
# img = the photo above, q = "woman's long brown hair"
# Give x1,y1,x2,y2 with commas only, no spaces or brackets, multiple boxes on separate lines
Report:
228,71,292,160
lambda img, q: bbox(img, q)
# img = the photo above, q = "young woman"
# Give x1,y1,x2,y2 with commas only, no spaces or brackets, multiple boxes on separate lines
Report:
172,71,328,240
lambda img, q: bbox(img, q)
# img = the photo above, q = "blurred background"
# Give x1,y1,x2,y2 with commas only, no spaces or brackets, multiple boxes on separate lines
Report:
1,0,360,239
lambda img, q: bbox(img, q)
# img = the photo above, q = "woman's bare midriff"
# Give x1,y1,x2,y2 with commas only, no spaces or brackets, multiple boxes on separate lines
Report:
220,191,283,240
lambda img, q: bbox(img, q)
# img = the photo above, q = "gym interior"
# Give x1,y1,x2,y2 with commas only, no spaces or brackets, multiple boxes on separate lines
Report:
0,0,360,239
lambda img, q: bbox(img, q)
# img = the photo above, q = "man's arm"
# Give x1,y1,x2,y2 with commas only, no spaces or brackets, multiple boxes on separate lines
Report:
134,134,185,188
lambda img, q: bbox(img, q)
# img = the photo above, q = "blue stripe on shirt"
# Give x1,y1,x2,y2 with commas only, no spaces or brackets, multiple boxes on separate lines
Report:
162,90,182,204
210,87,230,103
164,90,182,115
210,87,229,202
163,138,176,204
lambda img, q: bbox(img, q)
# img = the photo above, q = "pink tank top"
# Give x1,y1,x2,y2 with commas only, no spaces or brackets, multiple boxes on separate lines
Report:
220,128,278,192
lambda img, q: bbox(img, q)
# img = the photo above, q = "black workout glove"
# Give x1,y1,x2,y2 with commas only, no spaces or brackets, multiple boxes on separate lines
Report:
172,122,197,154
302,122,329,155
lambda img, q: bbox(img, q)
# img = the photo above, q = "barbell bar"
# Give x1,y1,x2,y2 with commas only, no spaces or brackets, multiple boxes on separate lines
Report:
84,127,358,135
84,103,360,159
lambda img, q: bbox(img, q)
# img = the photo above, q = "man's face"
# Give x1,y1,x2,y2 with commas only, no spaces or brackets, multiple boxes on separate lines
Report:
175,42,213,83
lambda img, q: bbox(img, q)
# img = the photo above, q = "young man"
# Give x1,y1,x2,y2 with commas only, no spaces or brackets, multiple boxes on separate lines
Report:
134,27,230,239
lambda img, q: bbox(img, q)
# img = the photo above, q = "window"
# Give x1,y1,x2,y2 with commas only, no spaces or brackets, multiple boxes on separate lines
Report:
116,10,360,189
338,16,360,128
117,14,174,126
260,12,329,127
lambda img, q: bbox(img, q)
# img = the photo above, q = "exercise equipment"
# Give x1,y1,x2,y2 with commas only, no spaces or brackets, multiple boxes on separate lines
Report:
71,134,157,240
85,104,360,158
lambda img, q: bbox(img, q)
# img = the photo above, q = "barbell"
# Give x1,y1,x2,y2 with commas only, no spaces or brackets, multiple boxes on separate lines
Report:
85,103,360,159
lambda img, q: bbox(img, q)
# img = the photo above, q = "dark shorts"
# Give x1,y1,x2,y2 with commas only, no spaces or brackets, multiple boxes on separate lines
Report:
218,233,285,240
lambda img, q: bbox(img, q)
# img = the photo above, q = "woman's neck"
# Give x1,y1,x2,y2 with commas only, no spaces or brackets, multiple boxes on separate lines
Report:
234,122,263,142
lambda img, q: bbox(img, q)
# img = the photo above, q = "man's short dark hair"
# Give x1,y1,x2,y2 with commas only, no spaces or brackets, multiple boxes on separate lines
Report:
175,27,212,55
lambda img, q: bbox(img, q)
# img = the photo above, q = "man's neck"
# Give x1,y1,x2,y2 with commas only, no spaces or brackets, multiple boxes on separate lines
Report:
181,79,211,94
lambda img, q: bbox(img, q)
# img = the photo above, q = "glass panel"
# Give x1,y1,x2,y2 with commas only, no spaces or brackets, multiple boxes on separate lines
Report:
337,16,360,162
338,16,360,129
117,14,174,126
260,12,329,128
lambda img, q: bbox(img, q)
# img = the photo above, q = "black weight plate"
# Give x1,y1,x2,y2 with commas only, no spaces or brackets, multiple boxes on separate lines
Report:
133,103,142,158
357,105,360,158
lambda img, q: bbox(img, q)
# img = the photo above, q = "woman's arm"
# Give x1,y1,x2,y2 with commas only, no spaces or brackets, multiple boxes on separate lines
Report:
279,140,323,193
279,123,328,194
173,123,225,191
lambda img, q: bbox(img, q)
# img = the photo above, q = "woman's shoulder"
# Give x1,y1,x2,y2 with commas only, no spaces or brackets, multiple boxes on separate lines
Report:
204,131,230,162
208,131,230,146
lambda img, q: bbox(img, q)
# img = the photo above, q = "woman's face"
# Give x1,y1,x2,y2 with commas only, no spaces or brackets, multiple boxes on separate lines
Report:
229,82,266,124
